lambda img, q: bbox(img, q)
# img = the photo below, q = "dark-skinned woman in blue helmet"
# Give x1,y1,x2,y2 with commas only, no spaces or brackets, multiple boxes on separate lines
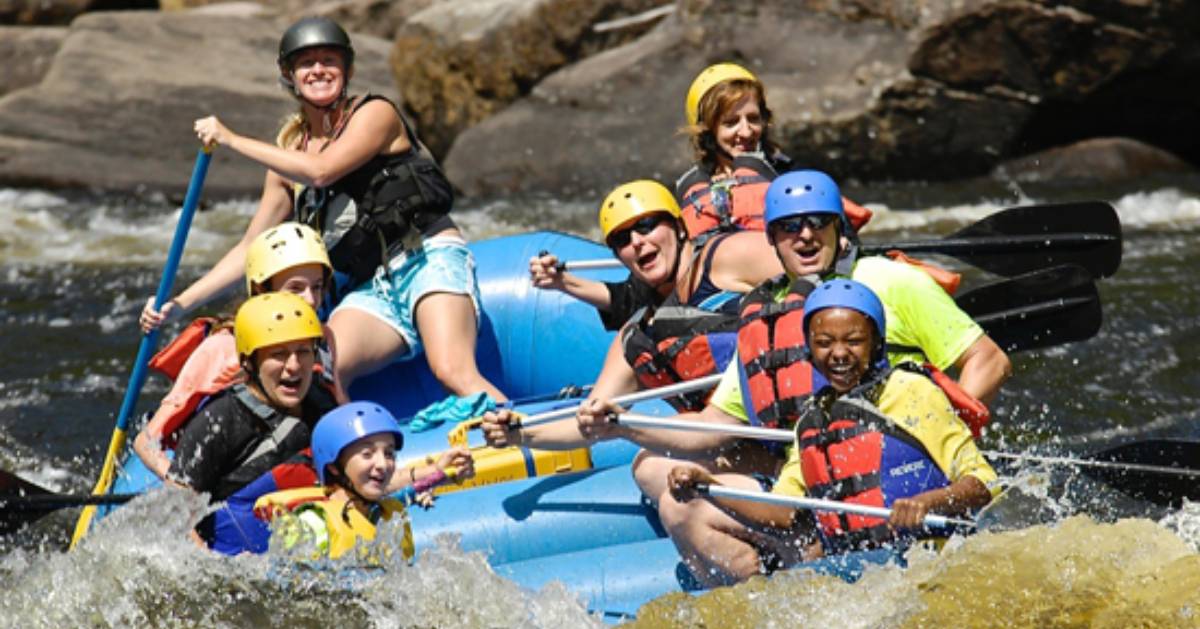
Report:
666,280,997,585
139,17,506,407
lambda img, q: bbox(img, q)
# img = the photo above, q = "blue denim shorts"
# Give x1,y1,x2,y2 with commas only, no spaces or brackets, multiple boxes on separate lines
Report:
334,235,481,361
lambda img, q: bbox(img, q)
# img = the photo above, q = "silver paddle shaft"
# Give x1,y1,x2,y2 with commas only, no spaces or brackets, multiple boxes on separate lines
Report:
703,484,975,529
520,374,724,428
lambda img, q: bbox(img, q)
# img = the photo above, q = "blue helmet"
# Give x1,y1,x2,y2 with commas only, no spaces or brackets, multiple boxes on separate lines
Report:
763,170,845,227
802,279,887,363
311,402,404,484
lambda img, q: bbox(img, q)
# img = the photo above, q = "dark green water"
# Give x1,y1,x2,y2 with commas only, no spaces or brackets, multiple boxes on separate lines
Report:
2,181,1200,627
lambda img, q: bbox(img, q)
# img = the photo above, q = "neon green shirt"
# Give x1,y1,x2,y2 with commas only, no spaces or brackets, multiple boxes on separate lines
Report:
709,256,984,421
771,368,1000,498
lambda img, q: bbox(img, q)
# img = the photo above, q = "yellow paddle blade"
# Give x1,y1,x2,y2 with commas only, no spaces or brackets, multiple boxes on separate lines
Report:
69,427,127,548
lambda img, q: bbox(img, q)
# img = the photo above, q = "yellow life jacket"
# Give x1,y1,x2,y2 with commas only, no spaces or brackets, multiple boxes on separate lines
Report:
254,486,415,561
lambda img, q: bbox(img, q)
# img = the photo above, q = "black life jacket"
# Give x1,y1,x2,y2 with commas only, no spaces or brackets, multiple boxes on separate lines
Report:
295,94,454,288
620,293,741,411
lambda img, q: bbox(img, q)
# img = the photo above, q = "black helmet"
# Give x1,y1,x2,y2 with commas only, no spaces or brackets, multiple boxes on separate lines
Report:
278,17,355,71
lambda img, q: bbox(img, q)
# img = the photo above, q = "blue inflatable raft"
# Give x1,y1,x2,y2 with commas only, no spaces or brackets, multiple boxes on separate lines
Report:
110,231,898,620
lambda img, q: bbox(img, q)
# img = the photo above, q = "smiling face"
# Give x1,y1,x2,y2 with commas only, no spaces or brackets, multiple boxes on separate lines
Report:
268,263,327,310
807,307,875,393
252,339,315,414
714,94,764,162
769,217,842,277
335,432,397,502
288,46,350,107
611,214,682,289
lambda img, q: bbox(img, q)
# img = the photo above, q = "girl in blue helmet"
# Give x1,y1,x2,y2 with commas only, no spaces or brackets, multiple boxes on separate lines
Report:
255,401,473,560
666,279,998,585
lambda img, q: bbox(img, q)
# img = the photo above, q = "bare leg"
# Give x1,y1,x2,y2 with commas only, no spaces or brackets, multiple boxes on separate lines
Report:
414,291,506,402
329,308,409,391
657,472,811,588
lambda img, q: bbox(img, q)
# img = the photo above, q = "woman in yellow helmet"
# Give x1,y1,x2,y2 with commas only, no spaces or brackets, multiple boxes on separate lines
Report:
480,179,780,449
674,63,785,243
165,293,337,551
675,63,873,244
132,223,347,480
138,17,506,407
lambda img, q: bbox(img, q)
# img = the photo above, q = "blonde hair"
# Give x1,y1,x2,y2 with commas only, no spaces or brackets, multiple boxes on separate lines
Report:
276,109,306,149
681,79,774,169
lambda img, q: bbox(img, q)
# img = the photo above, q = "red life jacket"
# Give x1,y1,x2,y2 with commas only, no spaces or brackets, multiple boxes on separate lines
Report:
620,297,741,411
795,370,950,554
148,317,225,380
735,275,819,429
675,154,875,242
675,154,777,242
893,362,990,438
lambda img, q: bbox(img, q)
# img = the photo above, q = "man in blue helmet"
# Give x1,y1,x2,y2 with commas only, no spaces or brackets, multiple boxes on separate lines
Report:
574,170,1008,585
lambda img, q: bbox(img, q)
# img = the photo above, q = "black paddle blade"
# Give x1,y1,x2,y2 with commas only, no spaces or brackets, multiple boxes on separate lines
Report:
956,264,1101,353
0,469,135,535
1081,439,1200,507
865,201,1123,278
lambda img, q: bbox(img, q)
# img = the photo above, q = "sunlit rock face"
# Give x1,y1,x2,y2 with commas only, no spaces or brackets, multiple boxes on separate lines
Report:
441,0,1200,197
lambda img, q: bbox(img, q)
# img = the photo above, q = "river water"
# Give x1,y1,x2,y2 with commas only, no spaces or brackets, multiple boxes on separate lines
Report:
2,176,1200,627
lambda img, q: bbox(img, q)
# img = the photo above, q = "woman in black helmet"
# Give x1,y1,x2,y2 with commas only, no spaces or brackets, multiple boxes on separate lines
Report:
140,17,506,403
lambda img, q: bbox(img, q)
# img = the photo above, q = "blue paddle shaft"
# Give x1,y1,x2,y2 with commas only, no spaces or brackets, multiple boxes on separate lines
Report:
112,148,212,432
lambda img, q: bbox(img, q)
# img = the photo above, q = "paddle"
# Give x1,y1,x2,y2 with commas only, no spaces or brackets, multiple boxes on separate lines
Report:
617,414,1200,509
519,374,724,429
956,264,1101,353
1,470,136,535
70,147,212,548
861,201,1122,279
550,201,1122,279
986,439,1200,508
695,483,975,530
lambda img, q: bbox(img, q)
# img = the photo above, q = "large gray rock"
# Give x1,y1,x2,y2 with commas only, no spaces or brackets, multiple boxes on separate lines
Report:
0,26,67,97
443,0,1200,197
0,8,400,197
391,0,671,157
0,0,154,25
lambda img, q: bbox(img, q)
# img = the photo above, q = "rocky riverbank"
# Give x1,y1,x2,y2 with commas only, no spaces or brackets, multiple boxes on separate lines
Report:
1,0,1196,199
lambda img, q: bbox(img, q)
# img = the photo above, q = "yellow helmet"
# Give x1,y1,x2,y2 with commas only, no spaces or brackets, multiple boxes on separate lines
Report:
234,292,323,360
244,223,332,295
684,62,759,125
598,180,681,240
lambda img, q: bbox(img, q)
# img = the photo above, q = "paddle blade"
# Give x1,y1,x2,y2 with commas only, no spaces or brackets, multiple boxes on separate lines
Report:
0,470,53,535
1081,439,1200,507
865,201,1123,278
949,201,1122,278
956,264,1101,353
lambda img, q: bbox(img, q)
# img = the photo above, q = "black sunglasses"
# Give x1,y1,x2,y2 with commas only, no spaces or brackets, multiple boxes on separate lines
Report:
607,214,671,249
769,213,838,234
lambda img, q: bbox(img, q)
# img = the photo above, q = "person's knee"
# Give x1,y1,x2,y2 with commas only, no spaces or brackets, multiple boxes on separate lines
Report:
425,351,480,392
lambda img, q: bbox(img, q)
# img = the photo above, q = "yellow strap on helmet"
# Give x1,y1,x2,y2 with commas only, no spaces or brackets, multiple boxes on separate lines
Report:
684,62,759,125
234,292,323,359
245,222,332,295
598,180,681,240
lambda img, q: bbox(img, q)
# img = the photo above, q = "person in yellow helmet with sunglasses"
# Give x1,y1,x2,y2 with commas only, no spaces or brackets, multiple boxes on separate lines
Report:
481,179,780,448
133,223,347,481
